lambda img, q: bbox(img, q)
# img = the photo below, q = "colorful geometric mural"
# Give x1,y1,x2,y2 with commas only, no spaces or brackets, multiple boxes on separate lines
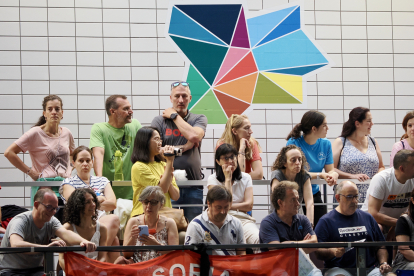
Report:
166,2,331,125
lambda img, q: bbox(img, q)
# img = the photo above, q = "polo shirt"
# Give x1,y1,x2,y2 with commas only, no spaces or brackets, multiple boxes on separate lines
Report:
259,211,315,246
185,209,245,255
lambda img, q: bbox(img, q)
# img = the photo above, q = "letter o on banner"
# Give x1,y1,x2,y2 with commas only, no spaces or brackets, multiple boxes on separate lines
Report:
170,264,185,276
153,267,164,276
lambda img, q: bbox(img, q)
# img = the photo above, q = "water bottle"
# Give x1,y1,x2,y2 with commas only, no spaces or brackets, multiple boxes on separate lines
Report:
114,150,124,181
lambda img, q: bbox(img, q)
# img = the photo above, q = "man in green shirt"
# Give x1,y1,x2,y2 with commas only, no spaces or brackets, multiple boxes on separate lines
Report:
89,95,142,199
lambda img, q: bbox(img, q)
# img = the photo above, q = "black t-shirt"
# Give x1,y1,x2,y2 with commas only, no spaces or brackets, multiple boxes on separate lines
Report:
395,215,414,250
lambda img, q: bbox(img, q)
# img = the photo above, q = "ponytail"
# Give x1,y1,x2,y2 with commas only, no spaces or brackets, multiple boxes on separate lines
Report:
286,123,302,140
34,116,46,127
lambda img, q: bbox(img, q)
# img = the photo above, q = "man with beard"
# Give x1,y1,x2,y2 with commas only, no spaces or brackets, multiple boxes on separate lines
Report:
315,181,392,276
184,185,245,255
90,95,141,199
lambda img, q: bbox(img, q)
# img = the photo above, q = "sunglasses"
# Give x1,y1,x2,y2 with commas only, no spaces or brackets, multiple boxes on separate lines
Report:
141,199,160,206
171,82,190,89
38,202,60,212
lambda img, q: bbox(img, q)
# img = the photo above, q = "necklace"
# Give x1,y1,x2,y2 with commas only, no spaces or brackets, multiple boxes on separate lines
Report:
144,214,159,235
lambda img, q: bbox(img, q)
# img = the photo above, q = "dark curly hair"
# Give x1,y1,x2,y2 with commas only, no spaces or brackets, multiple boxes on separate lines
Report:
271,145,309,173
64,188,100,226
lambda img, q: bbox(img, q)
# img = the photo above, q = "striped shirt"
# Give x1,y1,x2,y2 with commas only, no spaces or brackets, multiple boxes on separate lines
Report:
59,175,109,204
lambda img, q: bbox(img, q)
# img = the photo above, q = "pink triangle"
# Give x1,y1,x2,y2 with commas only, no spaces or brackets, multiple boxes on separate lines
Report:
231,8,250,48
213,47,250,85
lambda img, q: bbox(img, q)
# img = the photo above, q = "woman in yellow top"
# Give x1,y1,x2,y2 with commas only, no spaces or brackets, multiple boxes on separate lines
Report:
130,127,180,217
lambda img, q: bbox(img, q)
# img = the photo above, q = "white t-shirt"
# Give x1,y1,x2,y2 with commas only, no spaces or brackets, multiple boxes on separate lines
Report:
362,167,414,219
207,172,252,204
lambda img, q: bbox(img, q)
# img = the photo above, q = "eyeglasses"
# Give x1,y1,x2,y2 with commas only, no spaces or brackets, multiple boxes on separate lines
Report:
171,82,190,89
141,199,160,206
38,202,59,212
220,155,237,162
338,194,359,201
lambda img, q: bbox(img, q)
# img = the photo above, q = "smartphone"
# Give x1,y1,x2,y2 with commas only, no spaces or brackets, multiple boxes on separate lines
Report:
138,225,149,236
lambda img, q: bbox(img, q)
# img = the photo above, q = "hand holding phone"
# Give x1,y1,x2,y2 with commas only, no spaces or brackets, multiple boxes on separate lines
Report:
138,225,149,236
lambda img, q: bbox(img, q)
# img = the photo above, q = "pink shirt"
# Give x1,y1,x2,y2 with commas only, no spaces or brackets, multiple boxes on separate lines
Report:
15,126,75,178
390,139,414,168
216,139,262,174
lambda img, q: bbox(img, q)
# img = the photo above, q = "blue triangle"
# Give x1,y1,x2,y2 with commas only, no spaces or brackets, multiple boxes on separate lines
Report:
256,7,300,47
176,4,241,45
253,30,329,71
268,64,328,76
169,7,226,46
247,6,297,47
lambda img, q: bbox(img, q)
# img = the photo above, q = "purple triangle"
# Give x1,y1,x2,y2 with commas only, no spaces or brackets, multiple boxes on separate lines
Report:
231,8,250,48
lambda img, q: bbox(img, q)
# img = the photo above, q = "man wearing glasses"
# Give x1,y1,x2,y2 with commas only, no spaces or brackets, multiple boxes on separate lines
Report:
0,189,96,276
151,81,207,222
315,181,392,276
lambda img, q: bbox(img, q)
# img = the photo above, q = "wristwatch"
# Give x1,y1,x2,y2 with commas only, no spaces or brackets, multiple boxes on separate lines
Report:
170,113,178,120
317,173,320,180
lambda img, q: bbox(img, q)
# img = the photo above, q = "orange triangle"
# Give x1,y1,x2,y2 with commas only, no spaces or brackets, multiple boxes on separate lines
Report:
214,90,250,117
214,72,258,103
216,51,258,86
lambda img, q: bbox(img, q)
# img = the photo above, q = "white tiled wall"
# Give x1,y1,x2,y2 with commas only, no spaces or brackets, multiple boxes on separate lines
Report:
0,0,413,186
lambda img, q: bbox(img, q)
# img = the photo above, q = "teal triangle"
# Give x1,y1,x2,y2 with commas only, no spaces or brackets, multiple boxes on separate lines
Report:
168,7,226,46
171,35,228,85
253,30,328,71
186,64,210,110
268,64,327,76
247,6,297,47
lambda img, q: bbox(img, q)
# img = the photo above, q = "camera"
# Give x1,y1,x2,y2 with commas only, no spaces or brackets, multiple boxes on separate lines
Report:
163,148,183,157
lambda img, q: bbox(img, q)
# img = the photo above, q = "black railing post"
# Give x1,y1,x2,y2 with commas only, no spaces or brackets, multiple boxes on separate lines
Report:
44,251,55,275
356,246,366,276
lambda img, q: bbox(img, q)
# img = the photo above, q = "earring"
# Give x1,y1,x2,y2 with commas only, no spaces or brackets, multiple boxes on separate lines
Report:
61,116,63,120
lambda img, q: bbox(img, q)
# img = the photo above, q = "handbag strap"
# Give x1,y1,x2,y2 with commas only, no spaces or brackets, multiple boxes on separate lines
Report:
193,219,230,255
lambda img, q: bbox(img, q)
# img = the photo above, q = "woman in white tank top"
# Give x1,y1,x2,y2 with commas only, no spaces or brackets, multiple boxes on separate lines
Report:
58,188,108,273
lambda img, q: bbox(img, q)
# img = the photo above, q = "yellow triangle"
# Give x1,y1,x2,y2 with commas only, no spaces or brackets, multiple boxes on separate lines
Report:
262,72,303,101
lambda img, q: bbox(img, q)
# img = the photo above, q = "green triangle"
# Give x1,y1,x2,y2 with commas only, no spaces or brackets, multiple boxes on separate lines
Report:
171,35,228,85
190,89,227,124
252,73,301,104
187,64,210,110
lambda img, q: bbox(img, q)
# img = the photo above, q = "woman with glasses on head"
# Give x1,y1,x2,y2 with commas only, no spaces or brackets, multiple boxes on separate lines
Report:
390,111,414,168
115,186,179,264
217,114,263,180
4,94,75,199
270,145,314,226
130,127,180,218
207,143,259,245
286,110,338,227
58,188,107,273
59,145,120,263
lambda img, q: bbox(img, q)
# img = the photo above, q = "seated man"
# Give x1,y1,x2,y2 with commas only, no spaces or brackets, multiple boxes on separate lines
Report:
315,181,392,276
259,181,317,254
185,185,245,255
362,150,414,234
0,189,96,276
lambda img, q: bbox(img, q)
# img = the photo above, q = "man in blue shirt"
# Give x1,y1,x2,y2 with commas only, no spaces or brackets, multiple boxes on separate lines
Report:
315,181,392,276
259,181,317,251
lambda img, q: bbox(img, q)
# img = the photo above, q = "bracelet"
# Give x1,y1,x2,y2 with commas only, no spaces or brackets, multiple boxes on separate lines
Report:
238,152,245,156
380,262,387,266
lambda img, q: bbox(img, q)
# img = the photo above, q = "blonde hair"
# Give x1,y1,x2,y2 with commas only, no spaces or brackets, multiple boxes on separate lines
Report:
219,114,261,160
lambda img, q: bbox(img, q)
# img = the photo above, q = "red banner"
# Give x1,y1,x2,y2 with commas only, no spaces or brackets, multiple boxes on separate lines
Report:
65,249,298,276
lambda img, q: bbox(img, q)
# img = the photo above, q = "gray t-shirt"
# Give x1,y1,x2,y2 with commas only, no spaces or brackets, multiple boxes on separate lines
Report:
0,211,62,270
151,111,207,181
269,169,311,213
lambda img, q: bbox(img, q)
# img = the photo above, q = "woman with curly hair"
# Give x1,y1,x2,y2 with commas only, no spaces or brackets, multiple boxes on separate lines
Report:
270,145,314,226
216,114,263,180
207,143,258,245
59,145,119,263
58,188,107,272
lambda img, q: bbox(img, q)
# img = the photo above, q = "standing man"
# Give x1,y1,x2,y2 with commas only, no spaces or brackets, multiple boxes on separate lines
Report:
151,81,207,221
0,189,96,276
90,95,142,199
315,181,392,276
185,185,245,255
362,150,414,233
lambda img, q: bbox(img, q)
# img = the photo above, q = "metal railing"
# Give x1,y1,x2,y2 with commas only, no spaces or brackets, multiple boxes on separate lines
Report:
0,241,406,275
